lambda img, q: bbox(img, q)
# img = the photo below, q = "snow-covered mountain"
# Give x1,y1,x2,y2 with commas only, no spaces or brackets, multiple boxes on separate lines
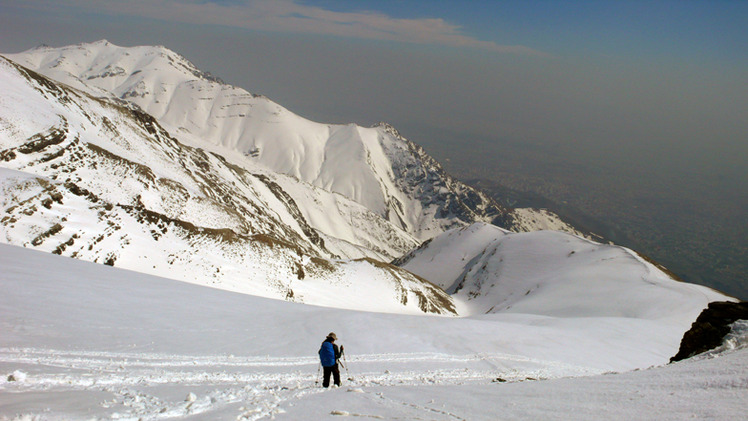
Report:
0,56,452,315
395,223,728,320
7,40,585,241
1,40,743,420
0,41,731,323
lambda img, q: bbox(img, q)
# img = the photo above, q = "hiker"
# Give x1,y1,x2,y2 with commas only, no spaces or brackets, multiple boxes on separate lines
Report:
318,332,343,387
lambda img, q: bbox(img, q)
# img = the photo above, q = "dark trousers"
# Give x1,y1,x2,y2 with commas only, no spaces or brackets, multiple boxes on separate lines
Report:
322,364,341,387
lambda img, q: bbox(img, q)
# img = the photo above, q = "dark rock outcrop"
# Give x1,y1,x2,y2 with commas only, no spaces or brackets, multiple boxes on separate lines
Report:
670,301,748,362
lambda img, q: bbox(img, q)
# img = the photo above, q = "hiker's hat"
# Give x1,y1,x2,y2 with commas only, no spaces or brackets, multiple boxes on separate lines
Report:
327,332,337,340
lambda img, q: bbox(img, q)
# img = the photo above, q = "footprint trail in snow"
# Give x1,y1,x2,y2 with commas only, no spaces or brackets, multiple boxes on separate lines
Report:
0,347,594,420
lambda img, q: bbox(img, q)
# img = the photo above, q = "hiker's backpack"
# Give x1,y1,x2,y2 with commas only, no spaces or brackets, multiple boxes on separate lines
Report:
319,341,336,367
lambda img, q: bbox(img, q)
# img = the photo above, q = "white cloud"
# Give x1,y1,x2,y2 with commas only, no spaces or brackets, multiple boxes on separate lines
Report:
20,0,544,55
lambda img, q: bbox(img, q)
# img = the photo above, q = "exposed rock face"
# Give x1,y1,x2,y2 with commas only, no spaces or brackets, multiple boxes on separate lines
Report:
671,301,748,362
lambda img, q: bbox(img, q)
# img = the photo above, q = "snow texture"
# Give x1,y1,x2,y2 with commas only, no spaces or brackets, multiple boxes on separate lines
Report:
1,244,746,420
397,223,729,319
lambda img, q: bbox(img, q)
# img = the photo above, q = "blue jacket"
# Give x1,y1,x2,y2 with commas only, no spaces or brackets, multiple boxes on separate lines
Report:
319,340,339,367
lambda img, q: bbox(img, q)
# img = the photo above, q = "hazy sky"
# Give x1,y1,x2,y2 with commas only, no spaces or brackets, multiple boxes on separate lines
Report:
1,0,746,192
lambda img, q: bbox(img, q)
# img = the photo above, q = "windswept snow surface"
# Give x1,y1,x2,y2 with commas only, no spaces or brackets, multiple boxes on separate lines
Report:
2,244,746,420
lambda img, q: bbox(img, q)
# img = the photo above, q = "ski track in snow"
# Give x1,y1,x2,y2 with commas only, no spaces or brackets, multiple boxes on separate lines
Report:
0,347,593,420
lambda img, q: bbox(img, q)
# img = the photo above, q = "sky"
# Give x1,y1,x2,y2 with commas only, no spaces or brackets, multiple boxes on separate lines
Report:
1,0,744,176
0,0,746,292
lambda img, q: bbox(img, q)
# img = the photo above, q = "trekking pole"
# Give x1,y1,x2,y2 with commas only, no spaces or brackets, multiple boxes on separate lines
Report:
315,362,321,386
341,347,352,381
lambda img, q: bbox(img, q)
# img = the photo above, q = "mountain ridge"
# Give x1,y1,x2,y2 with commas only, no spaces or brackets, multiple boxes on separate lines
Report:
0,41,731,320
0,56,454,315
6,40,589,241
396,222,730,319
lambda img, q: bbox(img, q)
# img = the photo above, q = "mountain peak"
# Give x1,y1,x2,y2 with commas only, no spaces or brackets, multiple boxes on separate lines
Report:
374,121,405,140
9,40,227,101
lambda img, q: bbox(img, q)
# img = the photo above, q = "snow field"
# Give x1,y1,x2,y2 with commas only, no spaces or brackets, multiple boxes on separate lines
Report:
4,347,745,420
278,346,748,421
5,244,744,420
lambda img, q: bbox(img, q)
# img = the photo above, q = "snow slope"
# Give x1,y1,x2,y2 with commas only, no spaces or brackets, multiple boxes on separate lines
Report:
397,223,729,320
277,346,748,421
7,41,587,240
1,244,746,420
